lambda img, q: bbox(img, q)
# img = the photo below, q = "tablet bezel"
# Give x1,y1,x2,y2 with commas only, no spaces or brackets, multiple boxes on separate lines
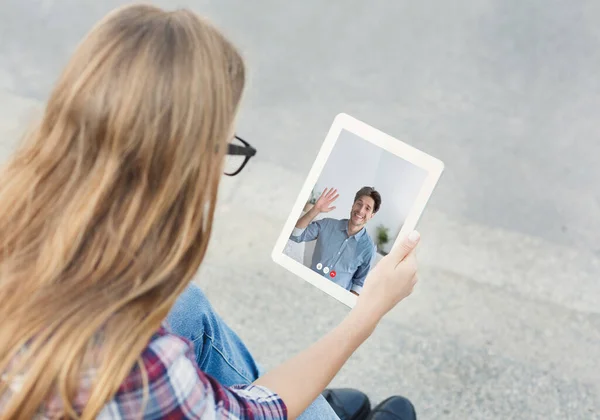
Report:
271,113,444,308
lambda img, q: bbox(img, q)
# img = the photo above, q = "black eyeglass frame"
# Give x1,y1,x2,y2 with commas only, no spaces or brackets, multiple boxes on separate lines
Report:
225,135,256,176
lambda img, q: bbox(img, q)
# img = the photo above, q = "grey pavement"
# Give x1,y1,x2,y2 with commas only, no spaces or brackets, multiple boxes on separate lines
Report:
1,1,599,419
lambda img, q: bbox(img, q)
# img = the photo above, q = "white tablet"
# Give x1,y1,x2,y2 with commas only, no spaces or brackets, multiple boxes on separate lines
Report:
271,113,444,308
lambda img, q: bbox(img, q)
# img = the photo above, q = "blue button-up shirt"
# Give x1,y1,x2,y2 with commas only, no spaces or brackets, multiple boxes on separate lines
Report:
289,218,377,293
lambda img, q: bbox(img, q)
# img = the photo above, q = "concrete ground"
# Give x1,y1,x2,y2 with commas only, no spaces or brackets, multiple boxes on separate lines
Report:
1,1,599,419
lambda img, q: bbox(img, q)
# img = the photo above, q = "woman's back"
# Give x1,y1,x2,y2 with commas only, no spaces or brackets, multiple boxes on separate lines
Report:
0,4,246,418
2,326,285,418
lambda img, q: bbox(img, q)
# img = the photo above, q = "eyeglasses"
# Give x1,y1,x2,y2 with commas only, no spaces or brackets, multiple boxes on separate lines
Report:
225,135,256,176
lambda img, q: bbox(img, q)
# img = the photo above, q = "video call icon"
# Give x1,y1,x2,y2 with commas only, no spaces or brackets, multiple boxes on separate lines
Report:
315,263,336,278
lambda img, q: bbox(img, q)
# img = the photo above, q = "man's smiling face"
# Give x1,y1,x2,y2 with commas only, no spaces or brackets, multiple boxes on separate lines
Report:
349,195,375,228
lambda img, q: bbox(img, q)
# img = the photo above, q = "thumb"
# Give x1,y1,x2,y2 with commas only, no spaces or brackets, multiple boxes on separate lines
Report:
389,230,420,262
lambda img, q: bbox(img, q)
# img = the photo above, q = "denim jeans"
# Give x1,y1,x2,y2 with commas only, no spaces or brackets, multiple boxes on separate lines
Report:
166,283,340,419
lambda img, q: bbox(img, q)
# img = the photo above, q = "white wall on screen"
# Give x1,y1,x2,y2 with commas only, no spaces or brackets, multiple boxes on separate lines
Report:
365,152,428,253
313,130,380,223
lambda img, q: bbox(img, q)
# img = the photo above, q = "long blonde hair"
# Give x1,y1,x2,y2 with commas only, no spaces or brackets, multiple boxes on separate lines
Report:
0,4,245,418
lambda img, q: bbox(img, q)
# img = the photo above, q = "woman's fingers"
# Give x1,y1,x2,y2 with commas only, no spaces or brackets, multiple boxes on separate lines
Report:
390,231,420,262
403,250,418,270
411,274,418,286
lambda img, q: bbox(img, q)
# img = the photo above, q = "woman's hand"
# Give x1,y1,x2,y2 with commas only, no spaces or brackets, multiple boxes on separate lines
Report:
253,232,420,419
352,231,420,325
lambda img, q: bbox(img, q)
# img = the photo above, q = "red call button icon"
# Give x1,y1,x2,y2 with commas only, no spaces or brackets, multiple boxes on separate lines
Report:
330,270,336,278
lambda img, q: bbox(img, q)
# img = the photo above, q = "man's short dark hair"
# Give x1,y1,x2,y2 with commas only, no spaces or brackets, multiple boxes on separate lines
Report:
354,186,381,213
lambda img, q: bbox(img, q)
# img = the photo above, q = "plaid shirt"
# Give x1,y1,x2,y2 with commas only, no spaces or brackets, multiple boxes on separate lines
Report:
2,327,287,419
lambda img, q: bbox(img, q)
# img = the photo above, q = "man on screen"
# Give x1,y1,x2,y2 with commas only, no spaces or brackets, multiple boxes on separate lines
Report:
289,186,381,296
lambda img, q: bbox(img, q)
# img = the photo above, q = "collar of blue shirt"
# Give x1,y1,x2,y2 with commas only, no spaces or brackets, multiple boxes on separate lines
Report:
339,218,367,240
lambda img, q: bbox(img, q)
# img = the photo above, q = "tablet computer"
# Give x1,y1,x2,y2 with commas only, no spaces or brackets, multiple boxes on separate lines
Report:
272,113,444,308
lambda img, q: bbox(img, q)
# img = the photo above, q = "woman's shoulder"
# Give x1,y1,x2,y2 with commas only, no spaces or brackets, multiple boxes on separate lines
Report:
148,324,194,356
1,326,201,418
117,325,197,391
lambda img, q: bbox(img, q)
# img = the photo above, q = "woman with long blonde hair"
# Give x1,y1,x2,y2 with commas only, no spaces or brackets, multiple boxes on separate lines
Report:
0,4,420,419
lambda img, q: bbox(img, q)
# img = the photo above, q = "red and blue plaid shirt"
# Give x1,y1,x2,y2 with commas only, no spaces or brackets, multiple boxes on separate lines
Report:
2,327,287,419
